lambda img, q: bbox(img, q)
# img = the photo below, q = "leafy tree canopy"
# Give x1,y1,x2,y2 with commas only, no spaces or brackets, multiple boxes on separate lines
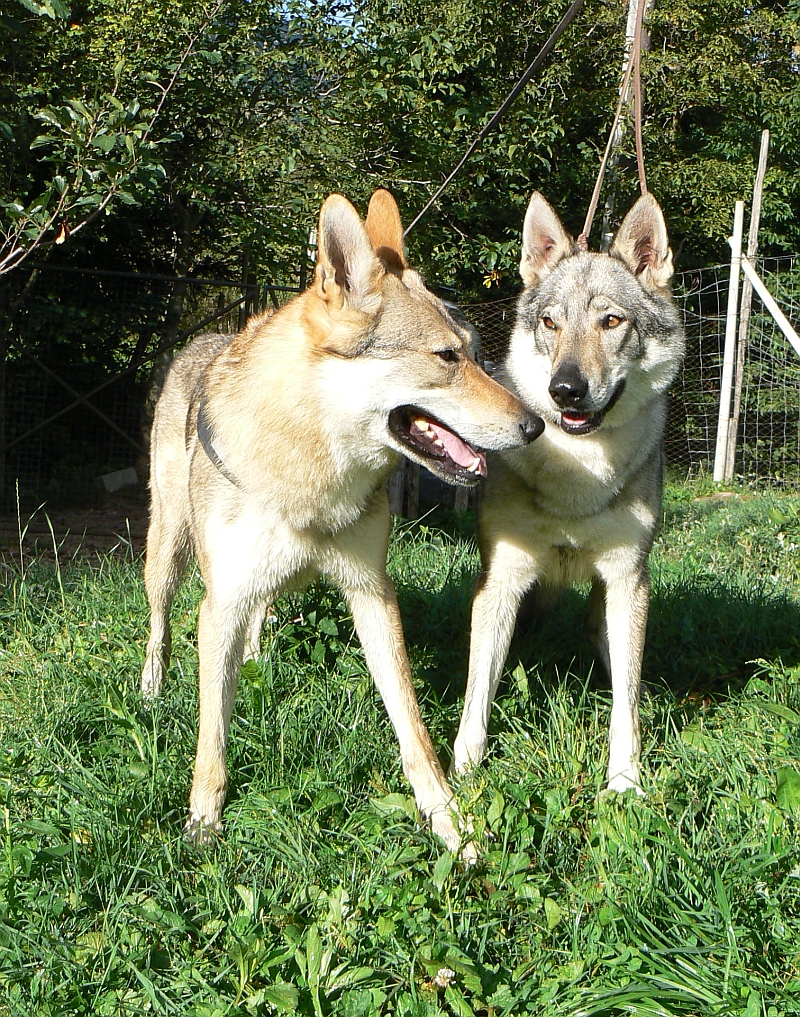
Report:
2,0,798,298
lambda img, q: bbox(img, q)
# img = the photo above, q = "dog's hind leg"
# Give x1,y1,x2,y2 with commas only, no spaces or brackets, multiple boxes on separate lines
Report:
186,594,247,843
243,602,267,662
141,505,191,700
451,545,537,777
585,578,611,678
595,563,649,794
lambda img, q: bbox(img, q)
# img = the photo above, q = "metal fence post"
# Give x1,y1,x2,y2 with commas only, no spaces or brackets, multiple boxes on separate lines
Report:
713,201,744,483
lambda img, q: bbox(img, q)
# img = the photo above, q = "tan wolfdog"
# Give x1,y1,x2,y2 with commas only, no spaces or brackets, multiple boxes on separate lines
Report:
451,192,685,794
141,189,542,857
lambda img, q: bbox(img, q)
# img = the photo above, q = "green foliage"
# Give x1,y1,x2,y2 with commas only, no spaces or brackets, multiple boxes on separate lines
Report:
0,0,190,273
645,2,800,263
4,0,799,293
1,0,340,282
2,486,800,1013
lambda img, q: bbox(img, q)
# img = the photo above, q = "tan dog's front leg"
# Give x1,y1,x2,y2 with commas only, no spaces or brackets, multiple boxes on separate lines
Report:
597,566,649,794
345,582,471,859
186,596,245,843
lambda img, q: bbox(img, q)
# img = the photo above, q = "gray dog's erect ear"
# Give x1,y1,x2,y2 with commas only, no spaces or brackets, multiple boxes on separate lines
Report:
315,194,384,312
520,192,573,287
610,193,674,293
364,189,408,274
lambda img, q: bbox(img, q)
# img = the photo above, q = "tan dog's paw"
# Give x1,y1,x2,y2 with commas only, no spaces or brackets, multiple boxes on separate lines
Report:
183,815,222,847
428,807,479,866
605,772,645,797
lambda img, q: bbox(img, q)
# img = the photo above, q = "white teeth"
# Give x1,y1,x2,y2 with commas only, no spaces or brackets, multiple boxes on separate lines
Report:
413,417,432,434
466,457,482,473
432,437,444,449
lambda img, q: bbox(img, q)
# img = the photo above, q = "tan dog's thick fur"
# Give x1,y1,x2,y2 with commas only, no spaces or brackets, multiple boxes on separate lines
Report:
451,192,685,792
141,189,541,857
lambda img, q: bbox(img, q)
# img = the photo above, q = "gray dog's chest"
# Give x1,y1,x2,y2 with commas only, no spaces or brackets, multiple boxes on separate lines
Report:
486,420,661,586
503,424,623,518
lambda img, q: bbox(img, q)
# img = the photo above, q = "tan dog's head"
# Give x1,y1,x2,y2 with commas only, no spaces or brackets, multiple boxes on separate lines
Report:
506,192,685,434
308,190,542,486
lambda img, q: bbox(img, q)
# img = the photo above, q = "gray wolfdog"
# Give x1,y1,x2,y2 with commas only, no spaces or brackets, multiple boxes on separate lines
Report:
451,191,685,793
141,189,542,857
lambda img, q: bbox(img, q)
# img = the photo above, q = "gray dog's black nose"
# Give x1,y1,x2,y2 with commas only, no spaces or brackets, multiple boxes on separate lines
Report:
549,361,589,407
521,411,544,443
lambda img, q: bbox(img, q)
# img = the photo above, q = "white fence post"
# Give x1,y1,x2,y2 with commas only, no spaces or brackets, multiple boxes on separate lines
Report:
713,201,745,483
726,129,770,478
740,256,800,358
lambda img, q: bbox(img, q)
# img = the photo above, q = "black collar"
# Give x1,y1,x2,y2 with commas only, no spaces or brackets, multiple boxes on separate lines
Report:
196,398,241,488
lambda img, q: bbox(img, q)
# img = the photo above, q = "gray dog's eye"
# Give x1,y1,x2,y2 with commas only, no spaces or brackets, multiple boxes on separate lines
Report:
541,316,557,330
434,348,460,363
603,314,625,328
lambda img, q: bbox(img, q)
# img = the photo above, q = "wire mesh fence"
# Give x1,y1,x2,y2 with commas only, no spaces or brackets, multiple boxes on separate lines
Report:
0,266,297,506
737,256,800,485
463,256,800,488
0,255,797,508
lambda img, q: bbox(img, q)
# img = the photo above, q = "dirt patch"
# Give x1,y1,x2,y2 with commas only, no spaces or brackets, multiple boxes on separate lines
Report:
0,498,149,562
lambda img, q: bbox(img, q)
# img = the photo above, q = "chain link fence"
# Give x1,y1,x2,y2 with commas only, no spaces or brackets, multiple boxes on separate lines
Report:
0,257,797,508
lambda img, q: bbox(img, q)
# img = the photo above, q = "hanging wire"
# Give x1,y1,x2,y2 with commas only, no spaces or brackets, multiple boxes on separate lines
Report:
403,0,588,237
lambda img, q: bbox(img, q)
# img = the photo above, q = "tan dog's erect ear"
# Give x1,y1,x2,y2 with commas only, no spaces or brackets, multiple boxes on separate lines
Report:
610,193,674,293
520,192,574,287
315,194,384,312
364,189,408,274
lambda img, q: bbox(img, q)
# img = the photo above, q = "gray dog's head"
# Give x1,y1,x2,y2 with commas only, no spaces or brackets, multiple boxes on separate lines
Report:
504,192,685,435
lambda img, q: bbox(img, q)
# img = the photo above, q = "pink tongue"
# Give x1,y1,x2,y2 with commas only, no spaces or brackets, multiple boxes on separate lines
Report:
429,421,485,471
563,412,590,425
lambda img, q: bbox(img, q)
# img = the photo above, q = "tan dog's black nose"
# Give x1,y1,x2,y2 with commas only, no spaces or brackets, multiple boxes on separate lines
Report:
521,411,544,443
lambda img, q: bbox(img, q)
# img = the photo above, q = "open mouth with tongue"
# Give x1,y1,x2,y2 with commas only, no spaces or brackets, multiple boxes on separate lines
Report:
558,380,626,436
559,409,604,435
388,407,487,486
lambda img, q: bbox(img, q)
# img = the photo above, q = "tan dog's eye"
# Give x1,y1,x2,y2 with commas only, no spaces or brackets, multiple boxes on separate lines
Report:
541,316,557,330
603,314,625,328
434,348,460,363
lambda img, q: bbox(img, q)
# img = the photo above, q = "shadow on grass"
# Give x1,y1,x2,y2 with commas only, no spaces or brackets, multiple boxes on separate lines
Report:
395,565,800,711
646,580,800,696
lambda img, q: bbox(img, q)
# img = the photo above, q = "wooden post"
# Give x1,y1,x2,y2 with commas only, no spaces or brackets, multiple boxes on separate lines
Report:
454,486,470,514
725,130,770,479
388,465,405,516
300,228,317,292
740,256,800,358
713,200,744,483
238,243,250,332
406,463,420,519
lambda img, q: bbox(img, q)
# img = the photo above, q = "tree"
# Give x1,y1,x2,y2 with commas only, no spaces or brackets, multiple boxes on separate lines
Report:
0,0,228,278
316,0,800,294
4,0,799,293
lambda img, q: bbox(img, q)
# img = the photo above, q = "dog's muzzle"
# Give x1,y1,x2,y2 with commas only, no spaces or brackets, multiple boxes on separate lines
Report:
551,373,626,436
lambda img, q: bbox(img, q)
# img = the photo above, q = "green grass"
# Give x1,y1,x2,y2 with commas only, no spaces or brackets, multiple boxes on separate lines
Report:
2,485,800,1016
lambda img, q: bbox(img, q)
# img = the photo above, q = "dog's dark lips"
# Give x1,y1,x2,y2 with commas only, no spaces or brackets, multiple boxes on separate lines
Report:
558,379,626,436
388,406,487,486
